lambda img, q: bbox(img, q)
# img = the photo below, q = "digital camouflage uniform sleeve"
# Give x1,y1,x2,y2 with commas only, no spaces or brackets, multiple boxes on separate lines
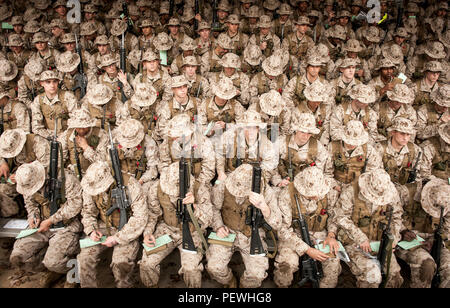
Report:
143,180,163,237
12,100,31,133
50,174,83,225
139,135,159,184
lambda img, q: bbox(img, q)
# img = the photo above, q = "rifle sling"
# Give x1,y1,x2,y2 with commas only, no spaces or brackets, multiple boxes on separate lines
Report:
186,203,208,254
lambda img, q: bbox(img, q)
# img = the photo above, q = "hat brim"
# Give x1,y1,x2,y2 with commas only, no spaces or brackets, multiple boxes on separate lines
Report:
421,179,450,219
342,130,369,146
358,173,396,206
0,130,27,158
117,130,145,149
82,172,115,196
438,124,450,144
294,176,330,199
16,163,46,196
0,66,18,82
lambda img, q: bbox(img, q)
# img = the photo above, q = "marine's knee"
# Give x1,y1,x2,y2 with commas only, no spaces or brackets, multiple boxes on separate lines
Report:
420,258,437,282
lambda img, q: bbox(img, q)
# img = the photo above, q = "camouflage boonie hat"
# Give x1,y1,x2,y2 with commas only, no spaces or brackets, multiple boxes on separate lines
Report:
342,120,369,146
343,39,363,53
182,56,199,67
60,33,76,44
263,0,280,11
219,53,241,69
424,41,446,59
179,37,196,51
56,51,80,73
438,30,450,48
306,54,323,67
259,90,284,116
247,5,260,18
131,83,157,107
23,8,42,22
34,0,51,10
142,49,159,62
0,128,27,158
81,161,114,196
159,2,170,14
294,16,311,26
160,162,180,197
291,112,320,135
167,17,181,27
136,0,151,6
426,17,445,34
337,10,351,18
128,50,142,70
309,43,330,63
16,161,46,196
49,18,68,30
171,75,189,88
105,8,120,19
387,117,415,135
304,82,329,102
404,18,417,34
24,60,44,82
166,113,194,138
348,84,376,105
386,84,414,105
225,164,253,198
375,57,397,71
308,10,320,19
339,58,359,68
430,84,450,108
438,122,450,144
212,77,238,100
80,21,98,36
7,34,24,47
393,27,408,38
110,19,127,36
382,44,404,65
226,14,240,25
197,21,211,31
277,3,293,15
423,61,444,73
67,108,97,129
421,179,450,219
10,16,24,26
32,32,49,44
87,83,114,105
139,19,155,28
359,169,396,206
329,24,346,40
100,53,119,68
116,119,145,149
262,55,284,76
294,166,330,199
243,44,262,66
363,26,381,43
52,0,66,8
406,2,420,13
24,20,41,33
217,1,232,11
0,60,18,82
237,109,266,128
216,33,233,50
94,35,109,45
39,70,62,82
273,48,290,68
83,4,98,13
351,0,363,7
153,32,174,51
258,15,273,28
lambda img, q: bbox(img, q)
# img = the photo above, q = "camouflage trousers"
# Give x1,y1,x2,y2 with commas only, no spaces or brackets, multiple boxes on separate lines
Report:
274,231,342,288
345,244,403,288
206,230,269,288
77,223,139,288
10,228,80,274
0,183,19,217
139,223,204,288
396,241,450,288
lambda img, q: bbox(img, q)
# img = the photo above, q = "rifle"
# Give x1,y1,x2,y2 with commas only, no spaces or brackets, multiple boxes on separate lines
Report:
73,34,88,99
122,2,134,35
431,206,444,288
245,141,276,257
211,0,222,32
176,153,196,252
377,206,394,288
0,106,3,137
293,194,323,288
118,33,127,103
194,0,199,32
43,119,66,229
169,0,174,17
407,151,422,184
380,0,404,45
196,81,202,98
73,131,83,181
105,126,130,230
287,146,293,180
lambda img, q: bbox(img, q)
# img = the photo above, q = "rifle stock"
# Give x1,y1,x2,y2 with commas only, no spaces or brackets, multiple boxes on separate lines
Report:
177,157,196,252
377,207,394,288
431,206,444,288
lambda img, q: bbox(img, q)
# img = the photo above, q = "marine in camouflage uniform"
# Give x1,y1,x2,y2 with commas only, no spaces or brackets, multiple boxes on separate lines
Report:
96,54,133,104
411,61,443,111
10,161,83,287
182,56,211,102
77,161,148,288
330,58,362,106
334,169,404,288
420,122,450,182
275,167,341,288
29,32,60,71
201,33,233,78
248,15,281,59
223,14,249,57
207,163,282,288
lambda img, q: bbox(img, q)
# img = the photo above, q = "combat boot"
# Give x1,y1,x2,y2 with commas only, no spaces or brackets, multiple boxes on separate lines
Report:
38,270,63,288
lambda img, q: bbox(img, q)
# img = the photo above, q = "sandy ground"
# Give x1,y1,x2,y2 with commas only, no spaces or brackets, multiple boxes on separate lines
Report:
0,237,411,288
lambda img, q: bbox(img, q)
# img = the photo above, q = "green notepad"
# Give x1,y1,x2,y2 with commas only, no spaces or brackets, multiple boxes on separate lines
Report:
143,234,173,253
80,236,107,249
209,232,236,242
397,236,425,250
2,22,13,30
370,241,380,253
16,229,38,239
315,241,345,254
159,51,168,66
